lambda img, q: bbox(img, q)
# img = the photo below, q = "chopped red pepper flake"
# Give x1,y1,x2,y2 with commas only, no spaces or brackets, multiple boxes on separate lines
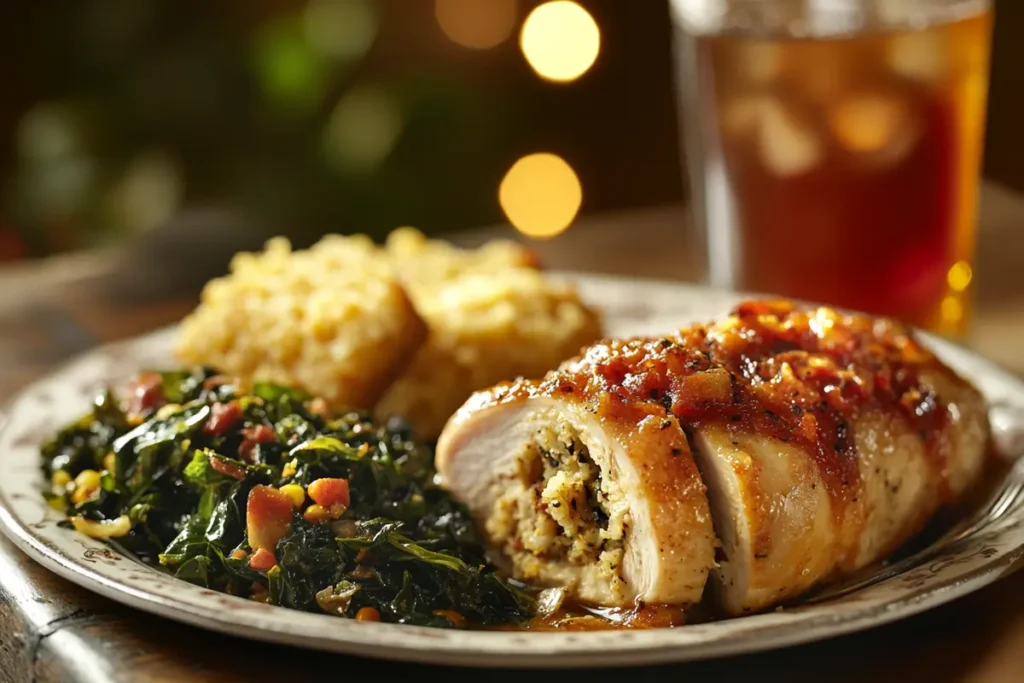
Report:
248,547,277,572
308,478,350,509
247,486,294,551
209,455,246,480
354,607,381,622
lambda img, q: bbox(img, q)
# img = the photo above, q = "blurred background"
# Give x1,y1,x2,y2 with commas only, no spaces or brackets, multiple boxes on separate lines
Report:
0,0,679,263
3,0,1021,267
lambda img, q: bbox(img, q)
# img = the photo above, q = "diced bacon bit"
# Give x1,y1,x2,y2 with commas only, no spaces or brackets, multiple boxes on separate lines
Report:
237,439,257,464
354,607,381,622
249,547,277,572
210,455,247,480
203,374,234,391
242,425,277,443
307,478,350,510
204,401,242,436
122,371,164,417
238,425,276,462
875,370,892,392
247,485,294,551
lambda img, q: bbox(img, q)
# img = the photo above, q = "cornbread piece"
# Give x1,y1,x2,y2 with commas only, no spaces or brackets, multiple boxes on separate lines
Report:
435,299,989,613
382,226,541,296
375,267,604,438
175,237,427,409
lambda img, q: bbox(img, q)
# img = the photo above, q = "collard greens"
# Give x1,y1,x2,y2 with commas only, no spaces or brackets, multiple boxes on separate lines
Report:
41,368,533,628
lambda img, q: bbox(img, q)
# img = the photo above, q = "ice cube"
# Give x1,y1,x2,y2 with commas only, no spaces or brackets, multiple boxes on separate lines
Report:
758,101,822,177
799,51,846,103
829,93,920,165
721,96,769,138
829,94,909,152
737,40,784,85
887,31,949,83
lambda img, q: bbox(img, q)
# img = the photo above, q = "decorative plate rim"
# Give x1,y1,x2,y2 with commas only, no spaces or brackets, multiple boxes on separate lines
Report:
1,274,1022,669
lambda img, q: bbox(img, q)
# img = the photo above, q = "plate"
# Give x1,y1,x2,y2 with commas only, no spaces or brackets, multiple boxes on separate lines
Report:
2,274,1023,669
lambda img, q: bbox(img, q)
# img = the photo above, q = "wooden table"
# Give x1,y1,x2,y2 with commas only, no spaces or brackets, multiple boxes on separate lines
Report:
2,184,1024,682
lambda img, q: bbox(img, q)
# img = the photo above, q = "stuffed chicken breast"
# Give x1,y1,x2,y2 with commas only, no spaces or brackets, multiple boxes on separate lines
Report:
435,300,990,615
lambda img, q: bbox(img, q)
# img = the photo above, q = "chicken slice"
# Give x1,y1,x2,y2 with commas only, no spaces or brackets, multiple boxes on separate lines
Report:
436,387,715,607
685,306,989,614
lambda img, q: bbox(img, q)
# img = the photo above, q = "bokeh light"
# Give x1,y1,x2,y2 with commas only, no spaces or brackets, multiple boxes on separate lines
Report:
499,152,582,238
14,102,97,220
107,151,182,234
303,0,378,61
519,1,600,83
941,295,964,328
322,85,402,173
253,17,326,111
16,103,81,162
435,0,517,50
947,260,973,292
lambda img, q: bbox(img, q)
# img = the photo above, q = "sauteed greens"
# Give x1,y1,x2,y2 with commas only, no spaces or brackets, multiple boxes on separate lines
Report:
41,368,533,628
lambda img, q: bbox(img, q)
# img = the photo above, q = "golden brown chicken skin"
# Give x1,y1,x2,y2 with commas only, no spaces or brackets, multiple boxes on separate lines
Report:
436,299,990,614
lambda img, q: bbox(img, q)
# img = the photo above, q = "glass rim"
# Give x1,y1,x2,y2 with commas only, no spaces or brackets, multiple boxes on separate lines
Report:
669,0,993,38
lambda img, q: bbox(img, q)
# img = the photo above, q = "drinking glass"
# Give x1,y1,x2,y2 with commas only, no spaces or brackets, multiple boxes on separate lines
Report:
671,0,993,336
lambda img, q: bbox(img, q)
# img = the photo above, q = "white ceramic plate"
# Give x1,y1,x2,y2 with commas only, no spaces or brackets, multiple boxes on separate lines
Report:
2,274,1023,669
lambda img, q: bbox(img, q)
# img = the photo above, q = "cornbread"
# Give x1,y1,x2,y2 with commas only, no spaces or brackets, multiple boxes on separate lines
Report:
375,267,603,437
382,226,540,296
175,227,604,436
175,236,427,409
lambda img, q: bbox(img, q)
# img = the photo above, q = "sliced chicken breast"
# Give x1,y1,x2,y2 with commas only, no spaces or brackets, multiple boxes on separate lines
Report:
436,386,715,606
683,302,989,614
436,299,991,615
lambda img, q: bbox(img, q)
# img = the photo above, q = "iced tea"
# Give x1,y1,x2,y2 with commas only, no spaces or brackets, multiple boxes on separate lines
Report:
676,2,992,335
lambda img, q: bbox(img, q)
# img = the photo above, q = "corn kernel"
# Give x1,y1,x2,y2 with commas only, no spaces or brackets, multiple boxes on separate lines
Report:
303,504,329,525
71,515,131,539
51,470,72,490
71,488,96,505
229,549,248,561
74,469,101,492
281,459,298,479
103,453,116,473
71,469,102,505
279,484,306,509
328,503,347,520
